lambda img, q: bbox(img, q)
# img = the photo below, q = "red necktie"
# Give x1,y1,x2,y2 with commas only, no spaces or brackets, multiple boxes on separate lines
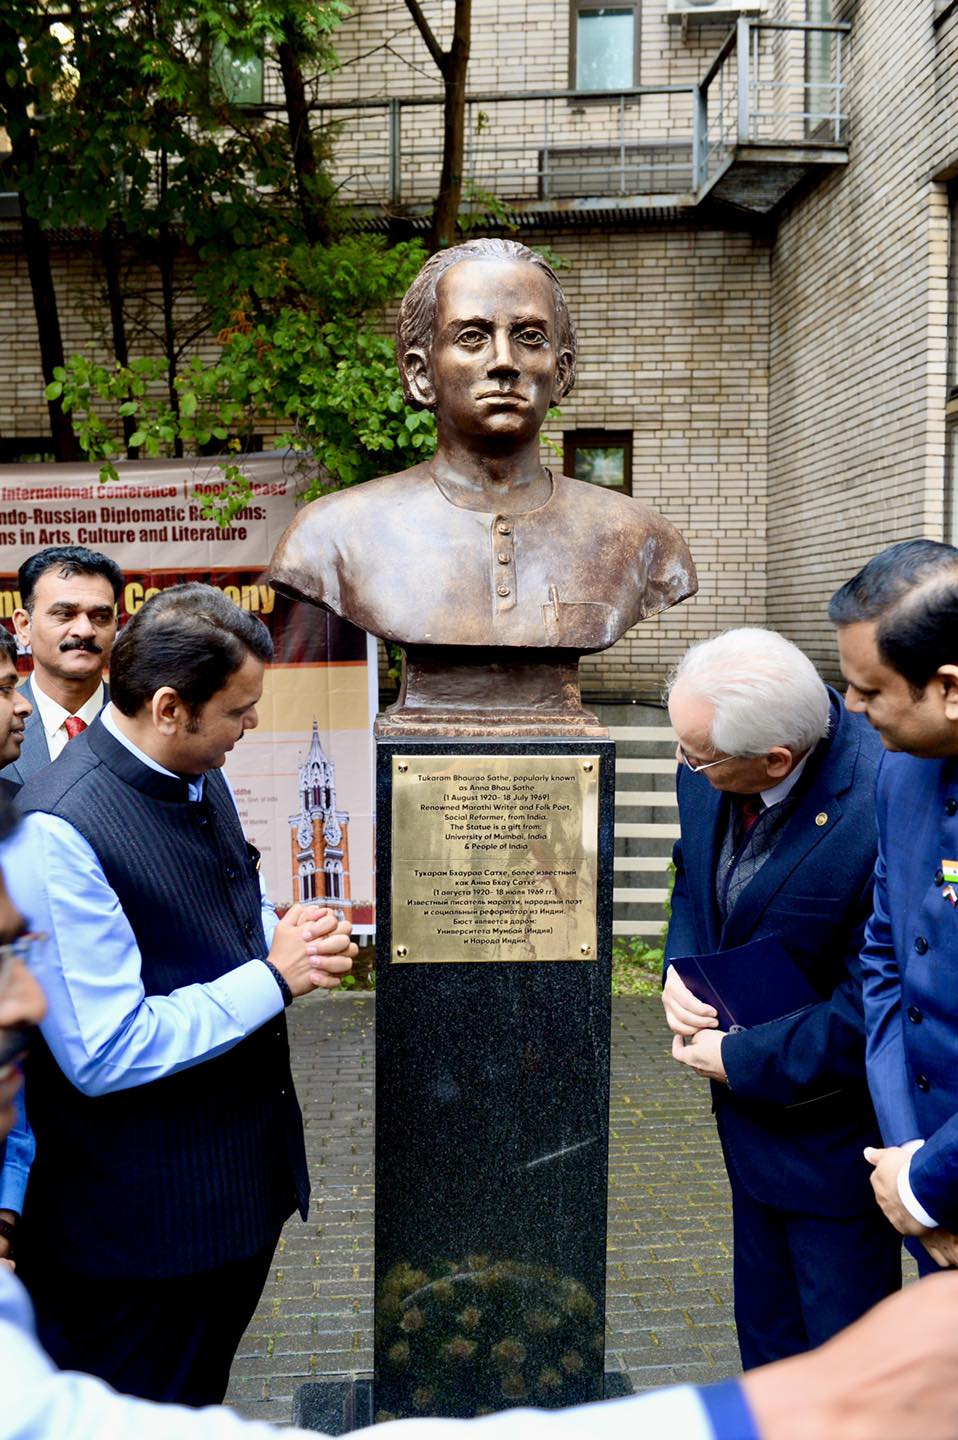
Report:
64,716,87,740
739,794,763,835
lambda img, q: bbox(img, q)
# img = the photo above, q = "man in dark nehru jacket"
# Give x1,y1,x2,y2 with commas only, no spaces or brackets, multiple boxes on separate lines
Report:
1,583,357,1406
1,544,122,785
831,539,958,1275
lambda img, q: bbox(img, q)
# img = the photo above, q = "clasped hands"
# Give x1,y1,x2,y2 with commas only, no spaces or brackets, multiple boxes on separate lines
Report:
864,1141,958,1269
662,964,728,1083
268,902,357,998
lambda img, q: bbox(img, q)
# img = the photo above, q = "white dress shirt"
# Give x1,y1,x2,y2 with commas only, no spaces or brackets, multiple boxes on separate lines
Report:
29,677,105,760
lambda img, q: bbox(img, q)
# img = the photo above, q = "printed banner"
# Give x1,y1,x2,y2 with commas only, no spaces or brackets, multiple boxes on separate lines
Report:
0,454,377,929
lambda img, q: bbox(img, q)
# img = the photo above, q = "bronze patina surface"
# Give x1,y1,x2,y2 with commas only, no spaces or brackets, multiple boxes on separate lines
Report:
391,752,599,962
269,238,697,735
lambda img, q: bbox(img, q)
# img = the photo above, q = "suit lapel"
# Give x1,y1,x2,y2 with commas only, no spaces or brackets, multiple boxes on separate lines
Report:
14,676,52,783
0,674,107,786
720,690,856,949
679,769,726,952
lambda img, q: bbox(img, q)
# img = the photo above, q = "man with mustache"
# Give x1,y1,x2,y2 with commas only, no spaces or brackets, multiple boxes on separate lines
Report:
0,545,122,786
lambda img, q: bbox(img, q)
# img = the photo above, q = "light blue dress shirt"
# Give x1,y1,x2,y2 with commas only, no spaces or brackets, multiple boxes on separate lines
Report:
0,707,284,1097
0,1262,731,1440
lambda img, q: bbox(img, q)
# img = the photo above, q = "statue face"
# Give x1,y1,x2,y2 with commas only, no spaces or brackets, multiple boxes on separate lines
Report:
406,259,571,444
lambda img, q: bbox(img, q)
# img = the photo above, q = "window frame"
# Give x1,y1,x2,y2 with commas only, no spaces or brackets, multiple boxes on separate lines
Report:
209,40,265,110
563,428,634,495
568,2,640,94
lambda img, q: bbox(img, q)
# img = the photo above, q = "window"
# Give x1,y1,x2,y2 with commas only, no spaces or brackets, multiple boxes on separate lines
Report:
211,41,264,108
563,430,633,494
804,0,836,141
0,438,56,463
299,860,316,903
570,4,639,92
325,858,344,901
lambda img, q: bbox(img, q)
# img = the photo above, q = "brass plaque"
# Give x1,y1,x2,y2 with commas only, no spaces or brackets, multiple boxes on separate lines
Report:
391,753,599,963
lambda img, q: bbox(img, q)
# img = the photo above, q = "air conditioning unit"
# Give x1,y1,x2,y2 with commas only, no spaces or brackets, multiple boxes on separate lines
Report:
667,0,769,21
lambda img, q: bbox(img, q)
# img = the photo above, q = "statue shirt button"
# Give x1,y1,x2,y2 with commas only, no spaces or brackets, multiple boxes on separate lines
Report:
497,585,511,598
497,552,510,564
497,521,512,535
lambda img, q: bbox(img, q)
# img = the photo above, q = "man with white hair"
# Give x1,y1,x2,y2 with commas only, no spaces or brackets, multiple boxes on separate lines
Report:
661,628,900,1369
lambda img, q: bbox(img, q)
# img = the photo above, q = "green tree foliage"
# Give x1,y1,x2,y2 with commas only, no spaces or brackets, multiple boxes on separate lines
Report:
8,0,439,502
48,233,435,500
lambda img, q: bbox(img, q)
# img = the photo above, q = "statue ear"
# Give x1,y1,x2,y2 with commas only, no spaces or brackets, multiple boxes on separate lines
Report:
553,347,574,402
403,349,436,409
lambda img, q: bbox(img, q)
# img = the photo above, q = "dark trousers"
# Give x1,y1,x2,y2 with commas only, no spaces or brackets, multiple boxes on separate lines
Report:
728,1167,902,1370
19,1239,278,1406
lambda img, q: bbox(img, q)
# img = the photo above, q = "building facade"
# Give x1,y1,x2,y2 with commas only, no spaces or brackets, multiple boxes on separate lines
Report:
2,0,957,693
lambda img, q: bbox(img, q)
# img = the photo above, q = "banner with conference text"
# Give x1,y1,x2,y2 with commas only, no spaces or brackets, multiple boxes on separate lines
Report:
0,454,376,930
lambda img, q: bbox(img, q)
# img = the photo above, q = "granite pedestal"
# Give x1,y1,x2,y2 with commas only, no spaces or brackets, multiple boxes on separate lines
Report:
296,738,621,1429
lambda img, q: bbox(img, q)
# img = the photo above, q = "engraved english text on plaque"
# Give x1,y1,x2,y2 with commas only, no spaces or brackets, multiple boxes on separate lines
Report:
391,754,599,963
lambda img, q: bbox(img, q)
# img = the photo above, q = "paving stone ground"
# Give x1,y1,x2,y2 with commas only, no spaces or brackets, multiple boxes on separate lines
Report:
226,992,739,1425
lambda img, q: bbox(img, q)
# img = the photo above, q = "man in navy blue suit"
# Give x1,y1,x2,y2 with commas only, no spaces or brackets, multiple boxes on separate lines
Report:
831,539,958,1276
661,628,900,1369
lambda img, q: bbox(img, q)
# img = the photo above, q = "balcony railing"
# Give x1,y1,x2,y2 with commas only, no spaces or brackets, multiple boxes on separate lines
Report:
306,18,849,218
699,18,850,192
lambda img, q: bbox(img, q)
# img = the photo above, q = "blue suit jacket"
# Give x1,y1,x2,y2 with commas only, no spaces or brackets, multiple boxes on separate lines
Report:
861,750,958,1230
665,689,884,1215
0,676,109,788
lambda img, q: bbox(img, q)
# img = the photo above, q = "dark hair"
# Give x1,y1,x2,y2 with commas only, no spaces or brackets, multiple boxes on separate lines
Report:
109,583,274,718
0,628,17,669
828,539,958,689
19,546,124,611
395,237,577,407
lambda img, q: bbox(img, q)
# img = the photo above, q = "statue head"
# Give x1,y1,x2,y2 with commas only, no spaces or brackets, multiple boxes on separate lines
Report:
396,238,578,412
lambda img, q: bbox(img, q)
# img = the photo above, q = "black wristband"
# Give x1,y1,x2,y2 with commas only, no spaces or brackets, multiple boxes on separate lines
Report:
261,958,293,1008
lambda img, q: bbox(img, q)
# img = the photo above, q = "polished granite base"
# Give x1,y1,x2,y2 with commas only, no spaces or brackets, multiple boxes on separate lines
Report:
293,1371,633,1433
372,739,615,1421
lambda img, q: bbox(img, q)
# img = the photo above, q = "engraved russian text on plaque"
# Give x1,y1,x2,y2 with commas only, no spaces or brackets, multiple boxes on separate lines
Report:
391,753,599,964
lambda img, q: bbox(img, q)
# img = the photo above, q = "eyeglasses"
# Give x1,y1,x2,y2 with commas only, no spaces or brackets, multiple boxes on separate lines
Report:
676,745,739,774
0,935,45,1001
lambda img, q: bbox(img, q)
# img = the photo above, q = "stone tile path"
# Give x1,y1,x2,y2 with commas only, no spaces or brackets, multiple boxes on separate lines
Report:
226,992,738,1425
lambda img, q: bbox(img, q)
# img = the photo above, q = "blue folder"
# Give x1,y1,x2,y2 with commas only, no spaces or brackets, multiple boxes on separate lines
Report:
670,934,823,1033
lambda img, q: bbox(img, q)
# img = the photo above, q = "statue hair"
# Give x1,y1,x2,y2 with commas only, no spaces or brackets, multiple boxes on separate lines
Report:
396,238,577,408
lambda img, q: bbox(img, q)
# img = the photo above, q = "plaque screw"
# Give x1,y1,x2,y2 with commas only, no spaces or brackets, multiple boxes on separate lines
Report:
580,943,591,956
582,761,594,772
397,761,409,773
396,945,408,958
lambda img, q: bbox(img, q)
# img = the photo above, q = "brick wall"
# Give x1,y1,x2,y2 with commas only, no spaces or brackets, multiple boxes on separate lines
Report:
766,0,958,679
532,225,770,698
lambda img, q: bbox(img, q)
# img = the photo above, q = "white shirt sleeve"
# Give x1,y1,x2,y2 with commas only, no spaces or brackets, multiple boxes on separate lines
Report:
898,1144,940,1229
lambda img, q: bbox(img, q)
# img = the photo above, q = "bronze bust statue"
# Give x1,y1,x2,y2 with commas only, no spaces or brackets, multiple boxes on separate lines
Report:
269,238,697,735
